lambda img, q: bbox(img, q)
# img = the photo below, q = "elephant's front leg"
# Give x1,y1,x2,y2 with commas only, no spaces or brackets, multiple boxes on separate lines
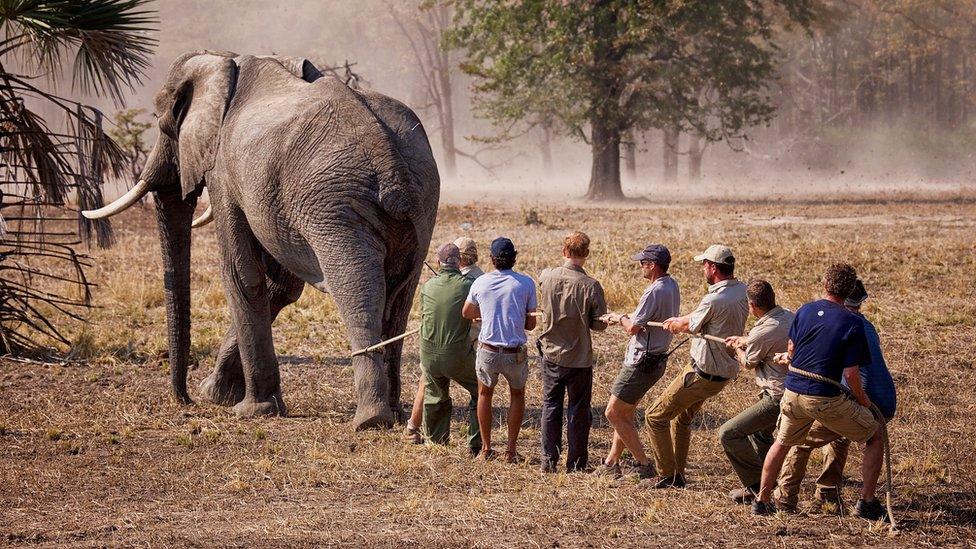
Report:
215,210,285,417
200,258,304,406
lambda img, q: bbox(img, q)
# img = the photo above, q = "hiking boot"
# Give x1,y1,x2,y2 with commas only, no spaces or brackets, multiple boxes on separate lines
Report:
635,461,657,480
642,473,686,489
854,499,889,522
475,449,498,461
752,500,776,516
815,488,844,515
729,484,759,504
402,424,422,445
591,462,622,479
504,450,525,464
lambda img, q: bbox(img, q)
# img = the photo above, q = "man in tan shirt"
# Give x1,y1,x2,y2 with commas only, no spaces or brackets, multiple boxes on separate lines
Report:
718,279,794,503
537,231,608,472
649,244,749,488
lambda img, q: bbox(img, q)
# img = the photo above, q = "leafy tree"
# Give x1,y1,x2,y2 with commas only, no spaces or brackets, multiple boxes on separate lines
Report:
449,0,817,199
108,107,152,187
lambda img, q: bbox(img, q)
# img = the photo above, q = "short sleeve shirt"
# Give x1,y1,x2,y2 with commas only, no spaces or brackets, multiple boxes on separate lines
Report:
743,306,794,397
466,269,537,347
624,275,680,364
785,299,871,397
538,262,608,368
687,279,749,379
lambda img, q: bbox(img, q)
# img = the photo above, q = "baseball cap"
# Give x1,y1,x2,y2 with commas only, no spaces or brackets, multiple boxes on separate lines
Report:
631,244,671,267
845,279,868,307
437,242,460,268
453,237,478,258
490,237,517,258
694,244,735,266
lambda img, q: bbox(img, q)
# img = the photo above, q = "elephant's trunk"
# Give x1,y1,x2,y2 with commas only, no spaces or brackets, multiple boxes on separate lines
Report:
154,187,195,404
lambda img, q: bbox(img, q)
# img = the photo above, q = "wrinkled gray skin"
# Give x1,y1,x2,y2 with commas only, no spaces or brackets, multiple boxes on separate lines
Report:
143,51,438,429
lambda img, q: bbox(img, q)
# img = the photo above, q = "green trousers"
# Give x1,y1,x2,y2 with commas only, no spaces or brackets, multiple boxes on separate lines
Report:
421,341,481,453
717,391,780,488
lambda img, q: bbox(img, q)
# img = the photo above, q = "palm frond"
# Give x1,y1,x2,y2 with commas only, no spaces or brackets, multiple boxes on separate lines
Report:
1,0,158,103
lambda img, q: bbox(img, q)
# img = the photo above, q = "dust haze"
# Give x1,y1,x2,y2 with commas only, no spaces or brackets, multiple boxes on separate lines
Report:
71,0,976,204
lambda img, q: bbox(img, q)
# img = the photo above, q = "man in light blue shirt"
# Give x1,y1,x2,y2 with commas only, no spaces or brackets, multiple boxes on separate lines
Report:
463,237,537,462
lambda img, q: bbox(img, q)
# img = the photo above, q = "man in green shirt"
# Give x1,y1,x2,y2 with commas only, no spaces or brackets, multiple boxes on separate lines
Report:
420,243,481,455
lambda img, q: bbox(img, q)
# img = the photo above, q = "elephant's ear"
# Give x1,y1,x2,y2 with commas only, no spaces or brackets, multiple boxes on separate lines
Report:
258,56,322,82
171,55,238,199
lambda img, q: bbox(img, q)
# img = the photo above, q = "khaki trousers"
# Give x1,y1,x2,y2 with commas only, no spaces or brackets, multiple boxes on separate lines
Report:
774,421,851,509
645,364,730,477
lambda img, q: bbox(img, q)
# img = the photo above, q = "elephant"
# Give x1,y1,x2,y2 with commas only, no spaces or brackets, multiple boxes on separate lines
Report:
83,51,440,429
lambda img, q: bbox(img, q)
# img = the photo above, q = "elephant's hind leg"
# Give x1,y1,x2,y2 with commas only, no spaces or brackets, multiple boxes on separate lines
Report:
212,207,286,418
311,231,394,430
380,246,423,423
200,256,304,406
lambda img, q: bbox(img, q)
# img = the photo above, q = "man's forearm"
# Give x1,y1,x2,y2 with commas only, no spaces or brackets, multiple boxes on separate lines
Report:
663,315,692,334
844,366,871,407
462,302,480,320
735,347,750,369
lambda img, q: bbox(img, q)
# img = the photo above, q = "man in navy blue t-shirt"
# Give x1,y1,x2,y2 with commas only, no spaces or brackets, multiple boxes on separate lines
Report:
773,279,897,516
753,264,887,522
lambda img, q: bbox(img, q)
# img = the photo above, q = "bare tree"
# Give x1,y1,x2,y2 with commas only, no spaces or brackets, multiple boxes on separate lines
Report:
389,1,458,177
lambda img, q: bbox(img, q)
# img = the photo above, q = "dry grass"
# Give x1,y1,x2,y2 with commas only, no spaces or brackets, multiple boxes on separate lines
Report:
1,191,975,547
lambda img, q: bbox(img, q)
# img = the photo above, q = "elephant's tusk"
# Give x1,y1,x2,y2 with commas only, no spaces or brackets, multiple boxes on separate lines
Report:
191,204,214,228
81,180,151,219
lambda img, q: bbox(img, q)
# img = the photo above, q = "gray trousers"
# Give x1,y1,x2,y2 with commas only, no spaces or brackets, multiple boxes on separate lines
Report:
717,391,780,488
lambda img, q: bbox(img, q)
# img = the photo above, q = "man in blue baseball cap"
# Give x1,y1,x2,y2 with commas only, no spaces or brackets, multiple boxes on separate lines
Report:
594,244,680,479
462,237,538,463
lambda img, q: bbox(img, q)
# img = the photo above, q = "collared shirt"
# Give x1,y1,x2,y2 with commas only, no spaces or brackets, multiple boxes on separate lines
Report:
743,306,794,397
538,261,608,368
785,299,871,397
420,268,473,351
625,275,680,364
460,263,485,342
461,264,485,280
688,278,749,379
466,269,537,347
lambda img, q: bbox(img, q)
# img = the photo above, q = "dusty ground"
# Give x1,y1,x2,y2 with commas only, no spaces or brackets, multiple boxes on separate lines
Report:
2,188,975,547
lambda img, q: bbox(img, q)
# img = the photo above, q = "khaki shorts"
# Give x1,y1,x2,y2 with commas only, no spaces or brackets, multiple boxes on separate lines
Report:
610,355,667,405
476,345,529,390
775,389,879,446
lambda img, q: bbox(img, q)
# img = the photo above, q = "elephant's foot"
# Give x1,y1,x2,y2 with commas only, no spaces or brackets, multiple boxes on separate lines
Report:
199,371,246,406
353,401,395,431
233,393,287,418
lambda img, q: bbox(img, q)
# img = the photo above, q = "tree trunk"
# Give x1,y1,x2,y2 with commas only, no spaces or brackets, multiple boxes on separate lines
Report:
539,119,553,172
585,116,623,200
663,127,679,183
688,135,703,182
436,49,457,178
623,130,637,182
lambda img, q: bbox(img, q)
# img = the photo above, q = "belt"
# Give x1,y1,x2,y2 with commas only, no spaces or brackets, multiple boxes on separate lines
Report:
480,342,522,354
693,365,727,383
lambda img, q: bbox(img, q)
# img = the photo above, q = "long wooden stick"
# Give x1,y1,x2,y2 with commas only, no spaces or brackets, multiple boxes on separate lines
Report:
351,328,420,357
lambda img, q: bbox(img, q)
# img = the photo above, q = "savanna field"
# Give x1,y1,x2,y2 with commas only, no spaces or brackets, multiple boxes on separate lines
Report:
1,190,975,547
